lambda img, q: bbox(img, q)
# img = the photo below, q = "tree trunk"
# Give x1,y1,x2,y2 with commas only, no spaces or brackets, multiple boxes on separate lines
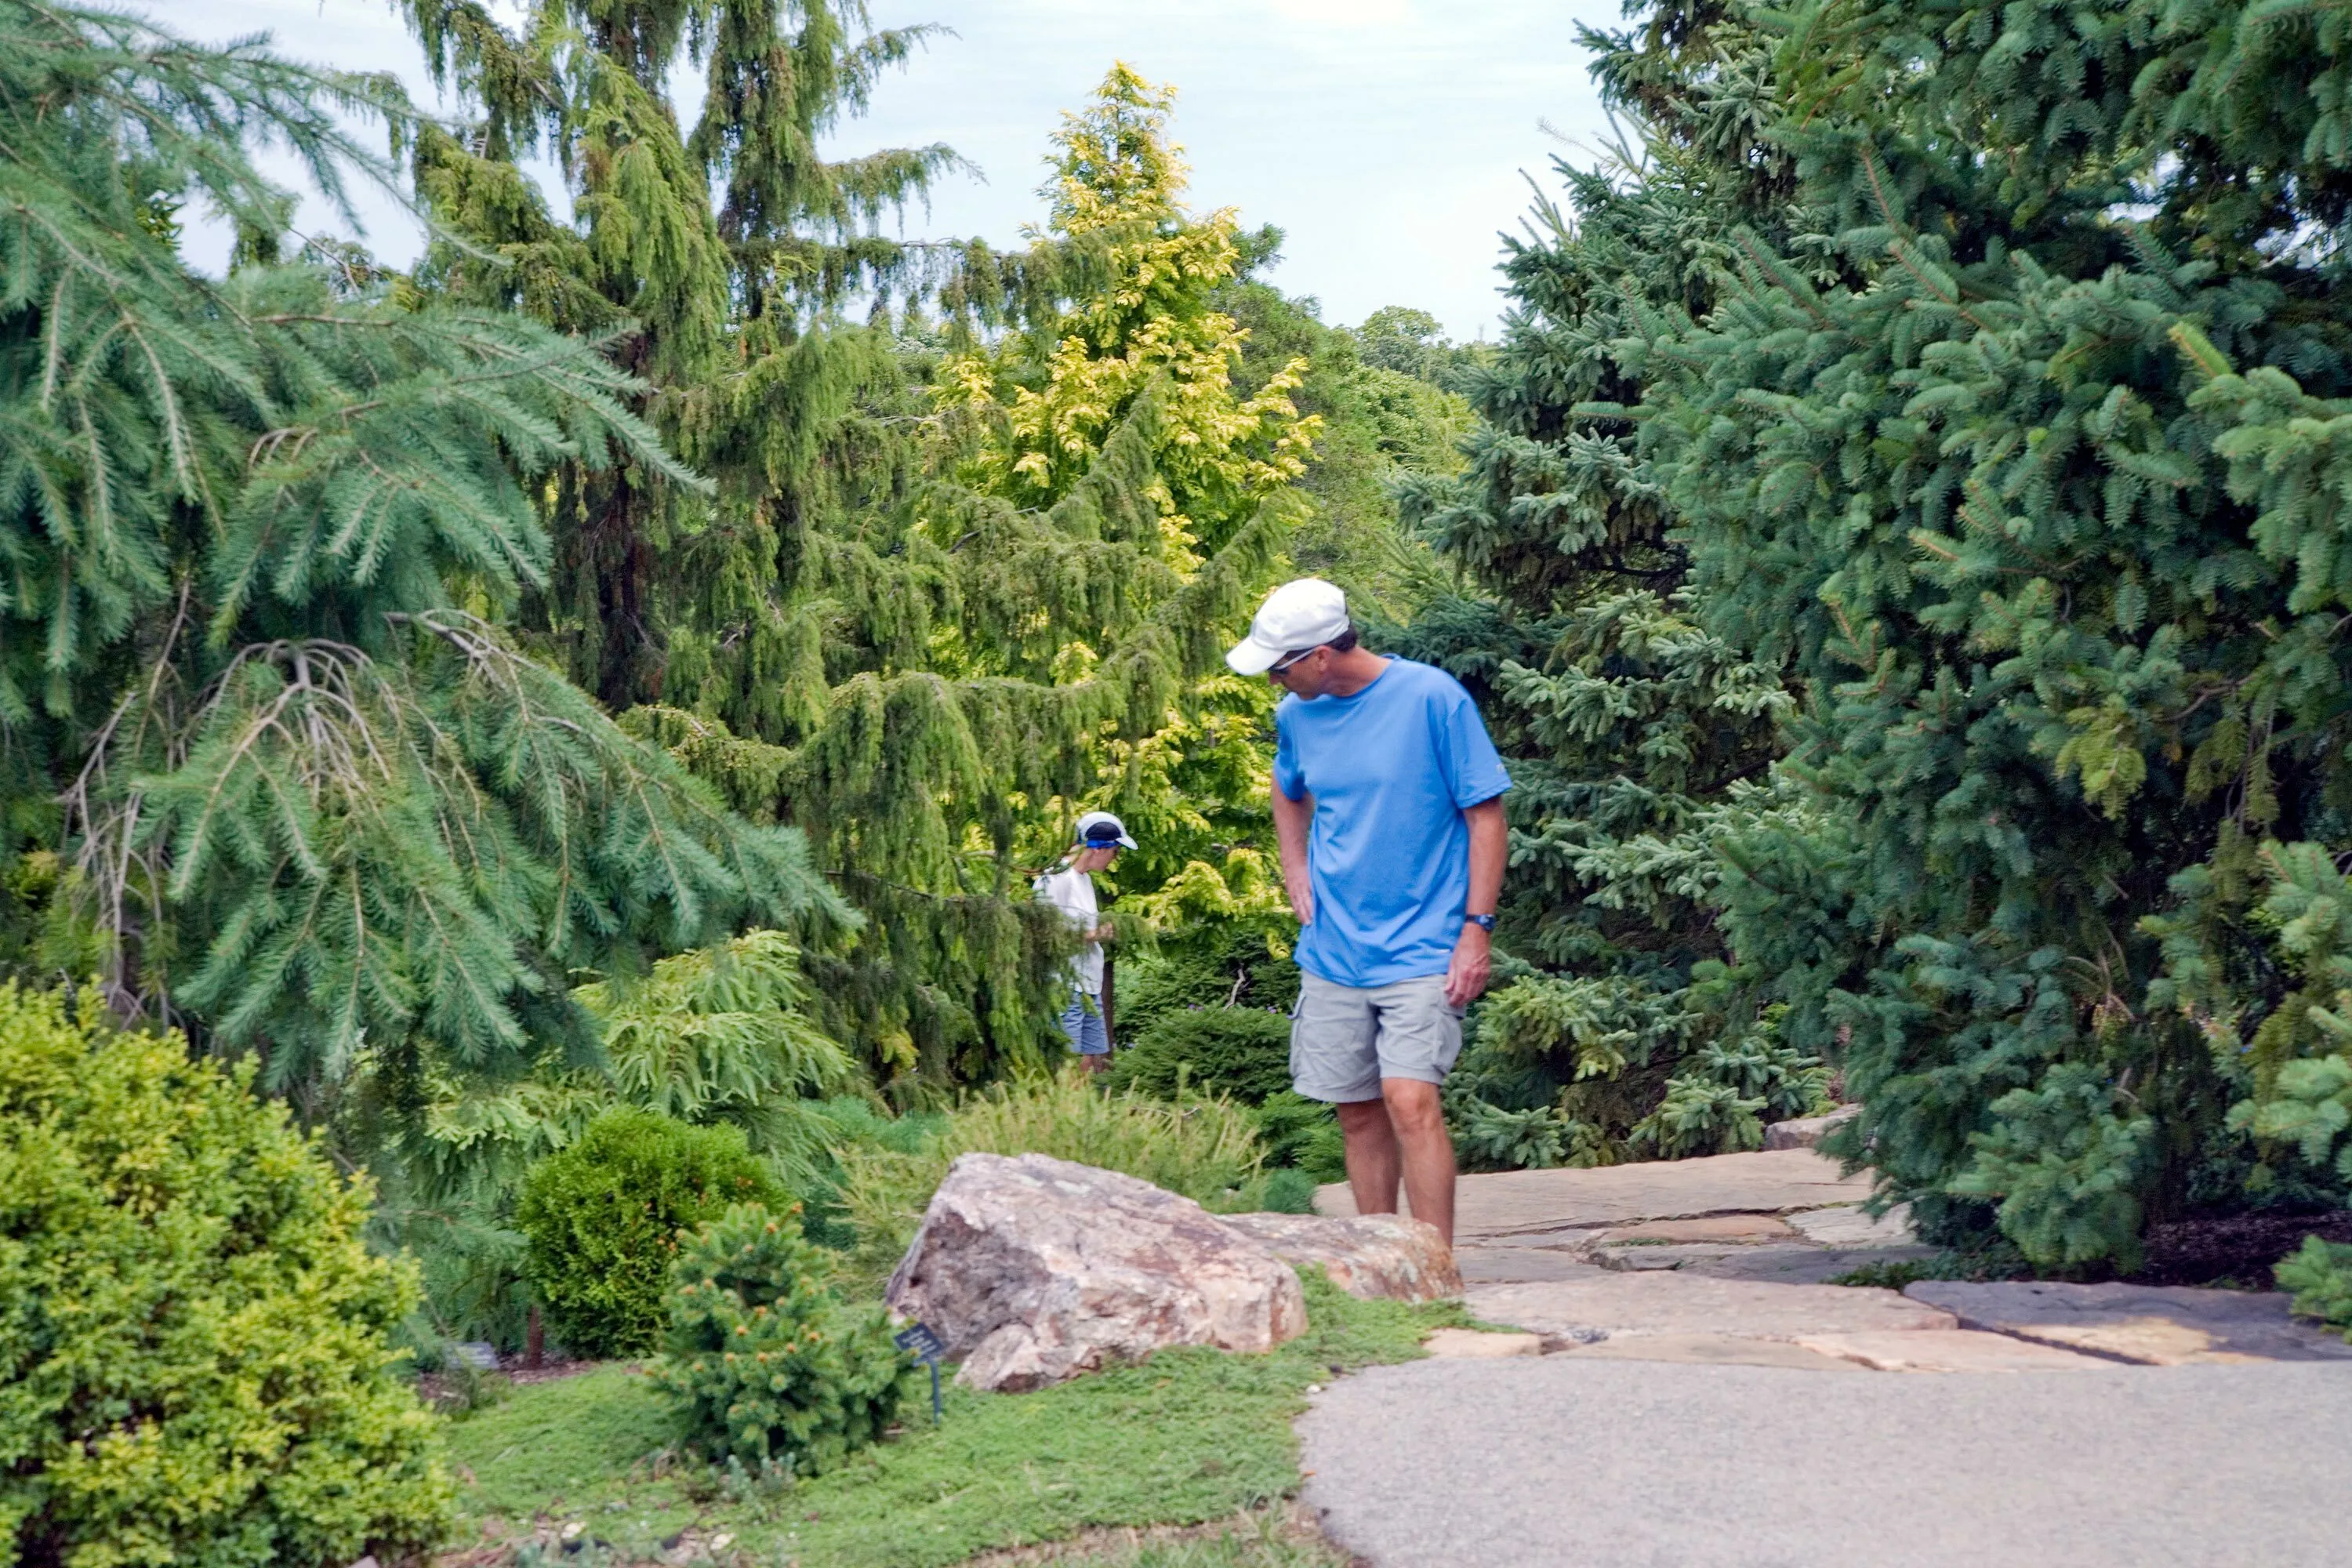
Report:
1100,953,1116,1049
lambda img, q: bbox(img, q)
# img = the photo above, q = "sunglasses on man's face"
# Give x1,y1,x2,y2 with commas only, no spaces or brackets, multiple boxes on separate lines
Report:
1269,646,1320,677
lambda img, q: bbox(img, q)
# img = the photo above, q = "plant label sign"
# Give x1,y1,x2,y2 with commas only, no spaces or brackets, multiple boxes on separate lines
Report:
895,1323,946,1421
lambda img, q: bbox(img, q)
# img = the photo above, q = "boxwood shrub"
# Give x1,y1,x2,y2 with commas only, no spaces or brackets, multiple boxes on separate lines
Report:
517,1108,785,1359
0,982,451,1567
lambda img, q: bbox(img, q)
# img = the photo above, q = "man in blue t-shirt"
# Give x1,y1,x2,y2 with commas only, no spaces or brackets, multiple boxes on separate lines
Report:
1227,578,1509,1245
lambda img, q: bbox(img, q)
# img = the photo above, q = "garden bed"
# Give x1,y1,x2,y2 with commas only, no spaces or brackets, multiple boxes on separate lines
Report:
436,1272,1459,1567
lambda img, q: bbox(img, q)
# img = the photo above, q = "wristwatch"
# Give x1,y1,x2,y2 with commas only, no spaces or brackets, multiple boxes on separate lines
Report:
1465,913,1497,933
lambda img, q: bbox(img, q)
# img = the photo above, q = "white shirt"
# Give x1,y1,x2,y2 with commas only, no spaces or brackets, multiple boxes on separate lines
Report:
1033,864,1103,996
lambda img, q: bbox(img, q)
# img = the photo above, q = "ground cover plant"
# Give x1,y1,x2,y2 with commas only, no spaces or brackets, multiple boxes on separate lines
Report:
441,1272,1462,1568
0,983,449,1566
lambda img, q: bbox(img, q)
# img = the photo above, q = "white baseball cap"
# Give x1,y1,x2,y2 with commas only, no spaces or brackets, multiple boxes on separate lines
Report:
1073,810,1137,850
1225,578,1352,676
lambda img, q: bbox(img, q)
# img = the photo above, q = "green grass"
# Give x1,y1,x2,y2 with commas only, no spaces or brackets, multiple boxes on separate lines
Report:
442,1271,1462,1567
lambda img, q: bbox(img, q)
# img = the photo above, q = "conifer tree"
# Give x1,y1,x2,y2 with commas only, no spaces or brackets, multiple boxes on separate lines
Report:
394,16,1294,1080
1605,0,2352,1265
1392,3,1826,1166
0,2,836,1099
931,66,1319,1006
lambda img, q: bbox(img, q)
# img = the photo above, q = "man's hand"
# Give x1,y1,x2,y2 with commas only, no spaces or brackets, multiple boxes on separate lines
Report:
1444,922,1492,1008
1284,869,1315,926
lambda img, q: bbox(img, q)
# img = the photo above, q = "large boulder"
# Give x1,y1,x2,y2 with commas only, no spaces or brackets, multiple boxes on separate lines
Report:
1217,1211,1461,1301
885,1153,1308,1392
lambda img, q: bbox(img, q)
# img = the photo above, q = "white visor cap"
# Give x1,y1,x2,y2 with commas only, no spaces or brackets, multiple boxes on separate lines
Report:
1225,578,1352,676
1073,810,1138,850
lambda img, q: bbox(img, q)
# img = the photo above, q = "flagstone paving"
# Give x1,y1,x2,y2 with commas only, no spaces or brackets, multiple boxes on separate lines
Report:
1314,1145,1877,1240
1300,1143,2352,1564
1907,1279,2352,1365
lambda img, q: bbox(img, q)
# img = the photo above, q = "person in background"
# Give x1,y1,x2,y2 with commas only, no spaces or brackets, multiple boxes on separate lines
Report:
1226,578,1509,1246
1035,811,1135,1071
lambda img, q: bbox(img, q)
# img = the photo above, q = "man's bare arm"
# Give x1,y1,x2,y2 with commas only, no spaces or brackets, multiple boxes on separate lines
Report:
1271,782,1315,924
1465,797,1505,920
1446,797,1508,1007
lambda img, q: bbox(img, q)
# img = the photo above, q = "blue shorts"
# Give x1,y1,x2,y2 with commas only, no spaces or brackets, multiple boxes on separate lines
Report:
1058,990,1110,1055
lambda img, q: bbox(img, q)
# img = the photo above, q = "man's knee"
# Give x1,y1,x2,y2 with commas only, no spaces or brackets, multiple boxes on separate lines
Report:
1380,1078,1446,1135
1334,1098,1391,1138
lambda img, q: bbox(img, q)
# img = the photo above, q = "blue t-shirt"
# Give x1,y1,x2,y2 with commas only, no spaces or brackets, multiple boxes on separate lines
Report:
1274,658,1511,988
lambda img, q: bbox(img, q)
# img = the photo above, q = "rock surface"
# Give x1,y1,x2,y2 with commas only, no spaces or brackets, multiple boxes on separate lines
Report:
1551,1331,1864,1370
1454,1244,1594,1284
1465,1269,1955,1341
1217,1211,1461,1302
1785,1201,1915,1246
1317,1146,1874,1240
1762,1104,1860,1149
1675,1242,1937,1285
1793,1329,2115,1373
887,1152,1306,1392
1422,1328,1542,1359
1905,1279,2352,1365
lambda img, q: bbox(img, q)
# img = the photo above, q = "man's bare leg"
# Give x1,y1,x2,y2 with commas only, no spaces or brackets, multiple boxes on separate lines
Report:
1335,1098,1401,1218
1381,1078,1456,1245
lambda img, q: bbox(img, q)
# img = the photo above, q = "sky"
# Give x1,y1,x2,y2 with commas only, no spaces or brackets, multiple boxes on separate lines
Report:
154,1,1628,340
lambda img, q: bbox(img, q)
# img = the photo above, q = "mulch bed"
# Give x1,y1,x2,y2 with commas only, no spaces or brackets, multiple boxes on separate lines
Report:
2129,1209,2352,1287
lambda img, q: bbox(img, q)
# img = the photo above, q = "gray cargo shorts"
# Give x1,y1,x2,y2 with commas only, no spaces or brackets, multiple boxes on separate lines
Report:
1289,971,1464,1104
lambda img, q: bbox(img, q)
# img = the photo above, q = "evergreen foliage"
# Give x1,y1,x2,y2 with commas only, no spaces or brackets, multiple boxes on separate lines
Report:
409,930,858,1204
1559,0,2352,1264
516,1107,785,1358
0,2,840,1103
393,16,1298,1079
1108,1004,1294,1105
0,982,449,1566
2277,1236,2352,1340
1392,3,1823,1166
655,1204,911,1472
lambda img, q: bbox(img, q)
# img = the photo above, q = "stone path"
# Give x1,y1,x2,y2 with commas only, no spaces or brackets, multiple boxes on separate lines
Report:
1302,1142,2352,1564
1299,1359,2352,1567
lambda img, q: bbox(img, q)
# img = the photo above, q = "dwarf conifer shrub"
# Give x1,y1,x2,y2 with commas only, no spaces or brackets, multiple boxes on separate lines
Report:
1108,1005,1294,1105
2278,1238,2352,1341
655,1206,911,1472
517,1109,786,1359
0,983,450,1566
1252,1091,1348,1182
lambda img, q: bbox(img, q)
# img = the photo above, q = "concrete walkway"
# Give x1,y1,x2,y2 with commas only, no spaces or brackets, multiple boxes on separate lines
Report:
1302,1142,2352,1564
1300,1356,2352,1567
